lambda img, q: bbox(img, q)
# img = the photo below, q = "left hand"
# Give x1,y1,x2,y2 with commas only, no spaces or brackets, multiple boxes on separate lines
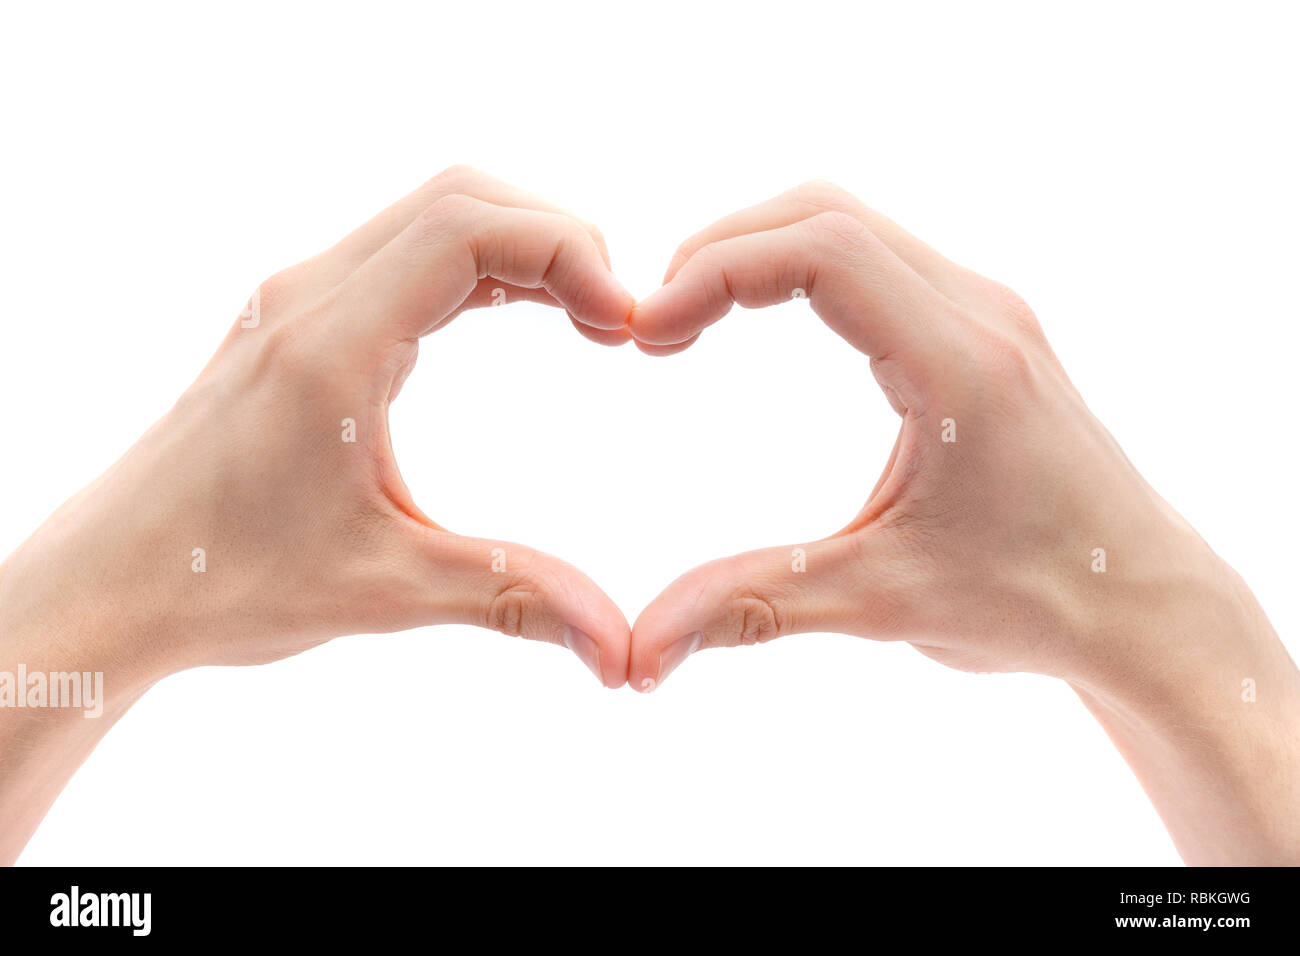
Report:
0,166,637,690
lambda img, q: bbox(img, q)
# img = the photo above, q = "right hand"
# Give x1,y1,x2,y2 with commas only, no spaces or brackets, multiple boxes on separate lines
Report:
624,180,1300,863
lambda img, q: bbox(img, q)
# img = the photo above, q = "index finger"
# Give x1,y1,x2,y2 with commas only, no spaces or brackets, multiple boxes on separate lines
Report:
326,165,614,281
334,193,634,343
629,212,962,372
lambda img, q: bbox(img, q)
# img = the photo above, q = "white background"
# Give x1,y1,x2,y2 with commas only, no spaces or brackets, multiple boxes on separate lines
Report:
2,1,1296,865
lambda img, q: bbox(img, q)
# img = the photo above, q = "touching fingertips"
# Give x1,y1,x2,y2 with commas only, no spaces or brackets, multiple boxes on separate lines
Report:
626,295,680,347
592,283,637,331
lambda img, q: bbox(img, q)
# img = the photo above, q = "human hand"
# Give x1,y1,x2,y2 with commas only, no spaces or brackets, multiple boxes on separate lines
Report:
626,182,1300,863
5,173,1296,867
0,167,635,691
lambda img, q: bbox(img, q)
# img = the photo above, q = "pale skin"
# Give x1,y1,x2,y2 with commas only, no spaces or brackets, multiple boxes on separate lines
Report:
0,171,1295,865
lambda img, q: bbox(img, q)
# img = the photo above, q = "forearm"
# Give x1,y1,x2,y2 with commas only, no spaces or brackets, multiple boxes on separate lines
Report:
0,545,162,865
0,688,145,866
1069,561,1300,865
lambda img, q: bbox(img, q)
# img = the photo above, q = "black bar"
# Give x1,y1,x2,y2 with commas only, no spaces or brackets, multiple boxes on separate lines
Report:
0,866,1292,943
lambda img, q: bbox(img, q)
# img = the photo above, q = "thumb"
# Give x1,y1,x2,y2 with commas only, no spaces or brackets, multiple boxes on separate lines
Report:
394,524,631,688
629,533,910,692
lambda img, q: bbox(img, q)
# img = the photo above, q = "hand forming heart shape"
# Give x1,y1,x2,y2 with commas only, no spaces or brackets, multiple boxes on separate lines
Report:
4,164,1293,867
33,167,1211,708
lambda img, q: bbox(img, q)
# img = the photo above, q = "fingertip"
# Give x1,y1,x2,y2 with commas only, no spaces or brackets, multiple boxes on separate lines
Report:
626,294,685,348
574,279,635,331
632,334,699,357
629,586,701,692
552,234,634,331
628,293,701,353
569,315,632,347
627,274,723,347
625,294,658,343
632,630,703,693
564,596,631,689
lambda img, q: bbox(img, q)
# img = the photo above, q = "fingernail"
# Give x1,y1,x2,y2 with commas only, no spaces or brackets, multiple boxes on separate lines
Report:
650,631,703,691
562,626,603,685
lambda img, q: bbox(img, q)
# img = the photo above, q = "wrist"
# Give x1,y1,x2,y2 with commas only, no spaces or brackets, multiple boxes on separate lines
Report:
0,538,176,705
1068,544,1289,715
1066,551,1300,863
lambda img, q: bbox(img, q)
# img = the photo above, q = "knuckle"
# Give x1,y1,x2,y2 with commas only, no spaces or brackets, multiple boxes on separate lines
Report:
412,193,480,243
423,191,480,223
540,216,595,284
691,237,730,271
806,210,873,252
667,241,695,274
726,589,782,646
561,212,593,244
251,317,318,386
977,327,1034,385
788,178,850,210
485,577,542,638
232,268,296,332
429,164,480,193
987,281,1045,338
558,213,593,252
686,242,734,314
254,267,297,309
669,230,710,274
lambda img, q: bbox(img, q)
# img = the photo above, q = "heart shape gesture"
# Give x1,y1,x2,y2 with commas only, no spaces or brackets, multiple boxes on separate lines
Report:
2,166,1295,867
13,165,1207,698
